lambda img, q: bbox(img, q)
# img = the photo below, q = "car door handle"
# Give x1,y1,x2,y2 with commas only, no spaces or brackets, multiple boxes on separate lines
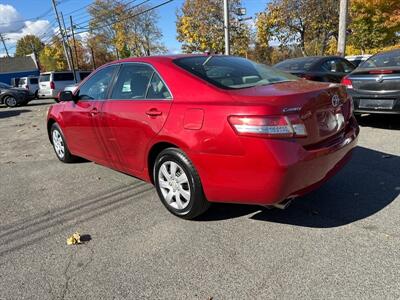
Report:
146,109,162,117
90,107,99,116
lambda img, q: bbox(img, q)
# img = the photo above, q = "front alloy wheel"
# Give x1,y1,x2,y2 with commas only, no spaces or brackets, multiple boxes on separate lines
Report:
4,96,17,107
154,148,210,219
50,123,77,163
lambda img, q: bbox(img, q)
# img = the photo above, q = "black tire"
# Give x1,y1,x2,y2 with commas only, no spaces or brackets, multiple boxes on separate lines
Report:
4,96,18,107
154,148,210,219
50,123,77,163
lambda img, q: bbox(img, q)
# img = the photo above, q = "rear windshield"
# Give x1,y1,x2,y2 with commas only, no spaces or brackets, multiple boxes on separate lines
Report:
173,56,298,89
361,51,400,68
274,57,319,71
29,78,38,84
19,78,26,85
54,73,74,81
39,74,50,82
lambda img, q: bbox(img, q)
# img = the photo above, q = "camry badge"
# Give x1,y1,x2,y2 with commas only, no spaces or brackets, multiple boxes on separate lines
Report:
331,94,340,108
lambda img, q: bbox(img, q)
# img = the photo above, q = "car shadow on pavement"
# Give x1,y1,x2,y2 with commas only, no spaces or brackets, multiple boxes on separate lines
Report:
357,114,400,130
197,146,400,228
0,109,31,119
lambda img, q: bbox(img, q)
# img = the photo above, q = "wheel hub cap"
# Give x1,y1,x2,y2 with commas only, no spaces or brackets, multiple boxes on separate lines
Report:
158,161,191,210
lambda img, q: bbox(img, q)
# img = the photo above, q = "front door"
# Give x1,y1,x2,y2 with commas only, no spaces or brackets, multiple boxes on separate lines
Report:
99,63,173,174
61,65,118,163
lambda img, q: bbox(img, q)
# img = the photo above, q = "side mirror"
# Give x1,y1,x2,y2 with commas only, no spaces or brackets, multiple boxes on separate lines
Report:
58,91,74,102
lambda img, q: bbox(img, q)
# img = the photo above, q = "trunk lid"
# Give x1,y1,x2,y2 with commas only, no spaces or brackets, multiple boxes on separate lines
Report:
227,80,351,146
349,67,400,92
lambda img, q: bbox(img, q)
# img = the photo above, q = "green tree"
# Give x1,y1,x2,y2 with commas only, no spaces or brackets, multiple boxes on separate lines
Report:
348,0,400,53
176,0,250,56
15,34,44,58
259,0,339,56
88,0,166,58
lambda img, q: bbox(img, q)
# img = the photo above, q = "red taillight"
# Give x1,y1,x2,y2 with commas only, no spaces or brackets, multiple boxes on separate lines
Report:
341,76,353,89
50,81,55,90
228,115,307,138
369,70,393,74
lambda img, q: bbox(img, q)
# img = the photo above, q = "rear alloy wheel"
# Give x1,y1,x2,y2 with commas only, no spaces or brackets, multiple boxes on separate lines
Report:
154,148,210,219
50,123,77,163
4,96,17,107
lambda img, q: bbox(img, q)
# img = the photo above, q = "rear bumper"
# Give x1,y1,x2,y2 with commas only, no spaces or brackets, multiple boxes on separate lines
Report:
349,89,400,114
38,89,57,99
190,117,359,205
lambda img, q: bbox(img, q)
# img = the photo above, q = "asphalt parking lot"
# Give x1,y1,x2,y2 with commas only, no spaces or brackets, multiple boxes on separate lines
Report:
0,99,399,299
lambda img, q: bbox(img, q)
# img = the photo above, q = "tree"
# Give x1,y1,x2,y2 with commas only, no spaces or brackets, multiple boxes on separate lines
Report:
15,34,44,58
39,38,68,71
348,0,400,53
260,0,339,56
88,0,166,58
176,0,250,56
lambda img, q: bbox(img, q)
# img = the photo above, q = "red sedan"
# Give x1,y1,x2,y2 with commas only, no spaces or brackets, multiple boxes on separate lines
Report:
47,55,359,219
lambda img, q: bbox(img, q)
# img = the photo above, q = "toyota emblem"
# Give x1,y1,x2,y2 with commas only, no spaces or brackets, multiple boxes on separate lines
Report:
331,94,340,107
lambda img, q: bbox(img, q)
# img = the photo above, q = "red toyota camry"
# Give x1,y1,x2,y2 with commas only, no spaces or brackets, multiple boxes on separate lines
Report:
47,55,359,219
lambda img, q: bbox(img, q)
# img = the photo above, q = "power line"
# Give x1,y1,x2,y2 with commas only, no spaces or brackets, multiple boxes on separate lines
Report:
74,0,164,33
72,0,148,29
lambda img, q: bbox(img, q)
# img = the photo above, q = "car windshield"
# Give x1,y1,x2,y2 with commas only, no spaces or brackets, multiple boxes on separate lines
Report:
360,51,400,68
173,56,298,89
0,82,11,89
274,57,319,71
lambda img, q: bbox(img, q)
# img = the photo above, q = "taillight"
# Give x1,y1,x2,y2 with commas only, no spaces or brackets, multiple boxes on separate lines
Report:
50,81,55,89
341,76,353,89
228,115,307,138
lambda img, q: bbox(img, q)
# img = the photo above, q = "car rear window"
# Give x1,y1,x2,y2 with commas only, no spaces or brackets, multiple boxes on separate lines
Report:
173,56,298,89
19,78,26,85
53,73,74,81
274,57,319,71
29,78,38,84
361,51,400,68
39,74,50,82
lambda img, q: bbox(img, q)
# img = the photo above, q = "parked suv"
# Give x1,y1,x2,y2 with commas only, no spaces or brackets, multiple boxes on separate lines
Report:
18,76,39,98
38,71,91,101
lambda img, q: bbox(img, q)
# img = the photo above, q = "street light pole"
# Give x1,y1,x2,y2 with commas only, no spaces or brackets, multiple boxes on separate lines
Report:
223,0,230,55
337,0,348,56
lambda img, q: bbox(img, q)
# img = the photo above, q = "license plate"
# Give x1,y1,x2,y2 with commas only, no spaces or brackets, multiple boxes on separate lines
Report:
359,99,394,110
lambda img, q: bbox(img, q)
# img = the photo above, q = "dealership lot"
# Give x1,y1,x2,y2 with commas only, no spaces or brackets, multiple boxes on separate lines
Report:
0,100,399,299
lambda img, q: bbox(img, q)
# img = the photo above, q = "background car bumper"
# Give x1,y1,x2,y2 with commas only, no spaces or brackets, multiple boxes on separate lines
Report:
190,117,359,205
348,90,400,114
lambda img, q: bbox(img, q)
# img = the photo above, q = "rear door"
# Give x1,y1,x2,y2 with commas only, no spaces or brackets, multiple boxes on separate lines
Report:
100,63,173,174
61,65,118,163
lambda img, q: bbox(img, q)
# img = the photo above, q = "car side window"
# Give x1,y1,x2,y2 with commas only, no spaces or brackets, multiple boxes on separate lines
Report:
322,59,341,73
111,64,153,100
77,65,117,100
146,72,172,99
339,59,355,73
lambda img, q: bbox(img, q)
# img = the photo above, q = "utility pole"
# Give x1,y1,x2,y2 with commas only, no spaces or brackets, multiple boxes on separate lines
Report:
61,12,77,82
70,15,79,70
51,0,73,70
337,0,348,57
0,34,10,57
223,0,230,55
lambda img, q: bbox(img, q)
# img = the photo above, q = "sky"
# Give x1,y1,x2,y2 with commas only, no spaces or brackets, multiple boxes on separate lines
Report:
0,0,268,57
